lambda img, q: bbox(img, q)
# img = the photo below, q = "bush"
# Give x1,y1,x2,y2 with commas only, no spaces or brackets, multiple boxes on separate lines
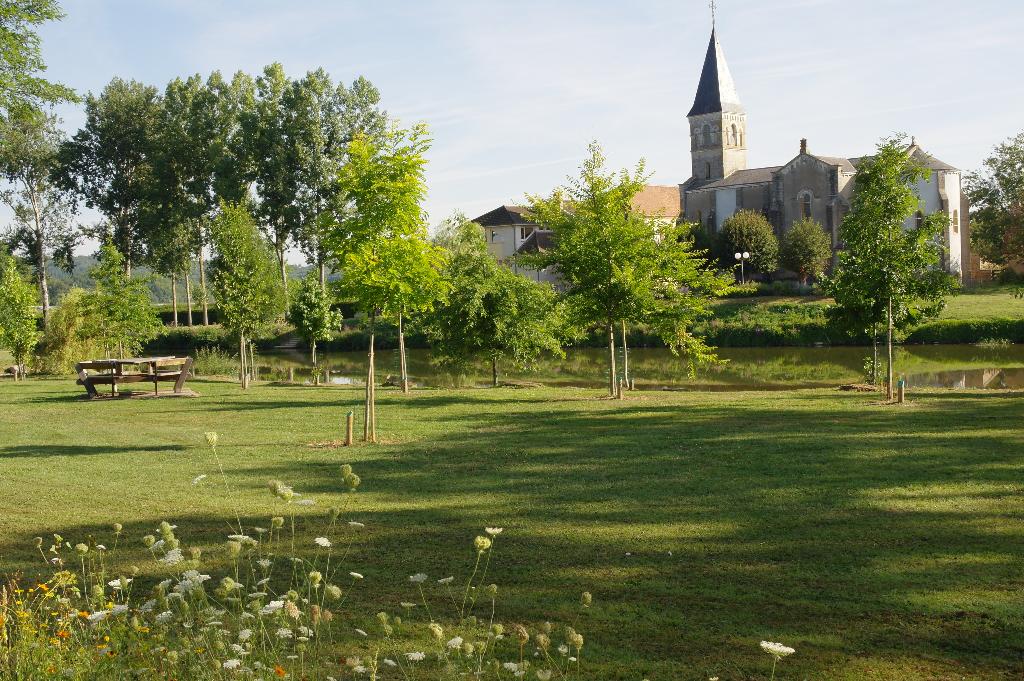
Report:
779,218,833,284
33,288,103,375
720,210,779,276
905,317,1024,344
191,347,238,376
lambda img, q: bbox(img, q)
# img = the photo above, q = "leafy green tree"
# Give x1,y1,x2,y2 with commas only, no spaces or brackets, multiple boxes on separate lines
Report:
290,72,386,285
780,218,833,284
720,210,779,277
0,251,40,378
0,109,78,323
83,243,161,358
825,136,957,400
965,132,1024,266
287,271,341,379
53,78,161,276
209,202,285,389
525,143,731,396
0,0,76,117
425,214,568,386
326,124,444,439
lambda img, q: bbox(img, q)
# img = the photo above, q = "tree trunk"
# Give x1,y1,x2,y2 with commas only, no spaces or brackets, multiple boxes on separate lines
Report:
319,260,326,288
492,356,499,388
871,327,879,386
240,334,247,389
29,193,49,325
171,276,179,327
250,342,257,383
621,320,630,390
185,269,194,327
886,298,894,401
312,340,318,386
198,249,209,325
607,319,617,397
278,247,289,298
399,312,409,394
364,312,377,443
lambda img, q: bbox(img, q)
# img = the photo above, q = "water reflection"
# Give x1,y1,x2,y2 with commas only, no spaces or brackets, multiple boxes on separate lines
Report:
228,345,1024,392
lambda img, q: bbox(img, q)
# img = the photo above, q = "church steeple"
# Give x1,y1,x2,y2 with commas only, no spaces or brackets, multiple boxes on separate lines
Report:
687,21,748,182
687,29,744,117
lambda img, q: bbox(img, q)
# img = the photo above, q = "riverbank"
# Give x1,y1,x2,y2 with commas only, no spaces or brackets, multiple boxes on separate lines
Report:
1,379,1021,679
144,285,1024,355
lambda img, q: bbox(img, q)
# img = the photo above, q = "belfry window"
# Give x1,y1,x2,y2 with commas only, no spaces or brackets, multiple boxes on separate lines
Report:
702,124,712,147
800,193,812,219
731,124,738,146
705,162,712,179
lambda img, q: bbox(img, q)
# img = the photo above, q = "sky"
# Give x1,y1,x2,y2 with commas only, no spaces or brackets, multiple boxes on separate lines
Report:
12,0,1024,258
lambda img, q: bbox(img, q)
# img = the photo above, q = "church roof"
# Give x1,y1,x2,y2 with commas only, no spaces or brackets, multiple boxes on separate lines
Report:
688,29,744,117
809,155,857,173
632,185,683,218
697,166,780,190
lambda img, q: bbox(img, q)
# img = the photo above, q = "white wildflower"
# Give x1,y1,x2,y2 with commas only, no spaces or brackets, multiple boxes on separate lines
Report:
354,628,368,637
192,474,207,485
446,636,463,649
760,641,796,659
408,573,427,584
349,572,363,580
348,521,365,528
383,659,397,667
437,576,455,585
406,652,425,662
159,548,183,565
222,659,241,670
87,611,110,623
275,628,293,639
314,537,332,548
260,600,285,615
485,527,504,536
238,628,252,641
295,499,316,506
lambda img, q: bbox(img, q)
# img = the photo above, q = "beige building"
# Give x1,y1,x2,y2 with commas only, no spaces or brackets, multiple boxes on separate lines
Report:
473,25,970,281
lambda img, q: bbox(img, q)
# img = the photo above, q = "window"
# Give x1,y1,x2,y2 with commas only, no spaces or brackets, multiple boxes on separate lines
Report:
705,162,712,179
697,210,703,226
731,124,738,146
915,211,924,228
800,192,812,219
490,230,498,243
952,210,960,234
520,226,534,240
702,124,712,147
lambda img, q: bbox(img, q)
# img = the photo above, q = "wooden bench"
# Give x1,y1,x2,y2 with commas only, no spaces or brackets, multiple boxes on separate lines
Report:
76,357,194,398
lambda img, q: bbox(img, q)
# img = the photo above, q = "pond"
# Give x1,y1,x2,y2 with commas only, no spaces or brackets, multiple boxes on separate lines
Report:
220,344,1024,392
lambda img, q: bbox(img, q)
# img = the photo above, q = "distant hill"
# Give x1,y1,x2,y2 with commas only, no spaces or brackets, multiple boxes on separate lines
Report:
45,256,313,304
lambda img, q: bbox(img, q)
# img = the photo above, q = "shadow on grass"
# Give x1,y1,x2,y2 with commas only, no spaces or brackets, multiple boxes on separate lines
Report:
4,385,1024,679
1,444,188,458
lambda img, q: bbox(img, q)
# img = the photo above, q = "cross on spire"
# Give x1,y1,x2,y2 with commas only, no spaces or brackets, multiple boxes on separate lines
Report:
710,0,716,29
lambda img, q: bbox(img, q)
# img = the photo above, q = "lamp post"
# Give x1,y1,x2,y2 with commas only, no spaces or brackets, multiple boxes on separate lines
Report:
734,251,750,284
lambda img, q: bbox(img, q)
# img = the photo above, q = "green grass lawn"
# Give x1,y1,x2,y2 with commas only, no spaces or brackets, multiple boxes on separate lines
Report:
939,285,1024,320
1,378,1022,679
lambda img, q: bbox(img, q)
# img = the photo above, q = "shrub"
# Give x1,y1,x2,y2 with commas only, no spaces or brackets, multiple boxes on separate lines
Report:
720,210,779,276
33,288,103,375
191,347,238,377
779,218,833,284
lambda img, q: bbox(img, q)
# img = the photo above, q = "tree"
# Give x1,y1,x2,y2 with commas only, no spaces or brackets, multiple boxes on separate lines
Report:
720,210,779,277
209,202,285,389
0,252,39,379
290,72,386,285
525,143,731,396
325,124,443,440
825,136,957,400
780,218,833,284
0,0,76,117
83,243,161,358
965,132,1024,266
0,109,78,323
287,271,341,381
53,78,161,276
424,214,568,386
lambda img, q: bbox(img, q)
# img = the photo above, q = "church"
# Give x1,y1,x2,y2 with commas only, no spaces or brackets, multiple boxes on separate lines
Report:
475,23,971,281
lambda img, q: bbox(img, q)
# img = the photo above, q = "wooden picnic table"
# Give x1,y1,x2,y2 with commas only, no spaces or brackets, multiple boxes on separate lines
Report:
75,356,194,399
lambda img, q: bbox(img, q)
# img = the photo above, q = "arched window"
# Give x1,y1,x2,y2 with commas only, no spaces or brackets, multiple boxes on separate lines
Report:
702,124,712,147
731,124,738,146
915,211,924,228
952,210,960,234
800,192,812,219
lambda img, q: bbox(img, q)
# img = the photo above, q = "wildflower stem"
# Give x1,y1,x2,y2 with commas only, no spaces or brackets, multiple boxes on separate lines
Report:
770,657,778,681
460,552,483,618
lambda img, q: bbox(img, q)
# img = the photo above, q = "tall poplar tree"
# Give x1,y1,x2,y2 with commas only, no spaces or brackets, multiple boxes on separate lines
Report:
0,0,76,117
0,252,39,379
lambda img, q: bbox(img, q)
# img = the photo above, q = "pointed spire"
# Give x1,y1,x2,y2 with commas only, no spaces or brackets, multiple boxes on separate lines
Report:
687,28,744,117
